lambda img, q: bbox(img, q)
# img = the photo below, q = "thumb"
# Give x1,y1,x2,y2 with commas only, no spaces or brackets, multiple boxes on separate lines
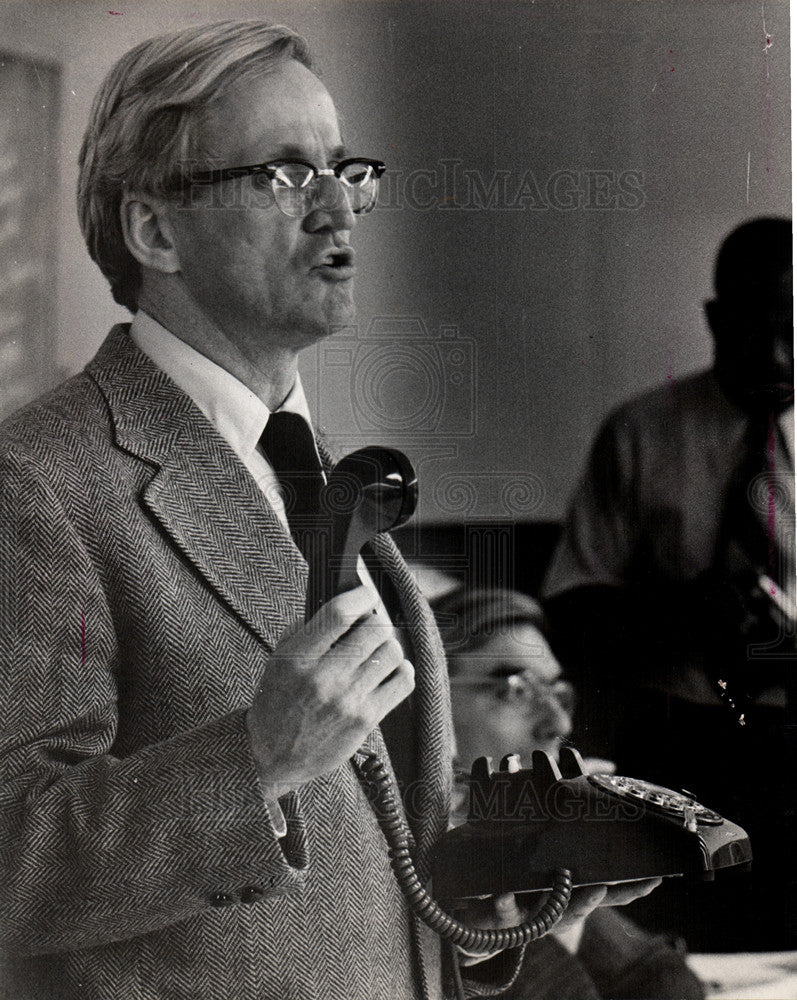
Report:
493,892,525,926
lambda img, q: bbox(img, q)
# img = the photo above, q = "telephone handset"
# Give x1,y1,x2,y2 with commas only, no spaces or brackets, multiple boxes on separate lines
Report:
307,449,752,961
305,446,418,616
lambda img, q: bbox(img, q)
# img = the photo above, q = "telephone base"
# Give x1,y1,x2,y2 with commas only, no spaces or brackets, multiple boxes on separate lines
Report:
432,749,752,900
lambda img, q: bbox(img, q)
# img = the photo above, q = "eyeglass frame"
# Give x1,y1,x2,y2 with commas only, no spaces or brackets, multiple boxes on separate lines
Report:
167,157,387,217
448,670,576,710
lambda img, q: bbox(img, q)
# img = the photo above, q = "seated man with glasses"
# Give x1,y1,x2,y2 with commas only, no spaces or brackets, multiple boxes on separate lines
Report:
0,20,658,1000
432,587,705,1000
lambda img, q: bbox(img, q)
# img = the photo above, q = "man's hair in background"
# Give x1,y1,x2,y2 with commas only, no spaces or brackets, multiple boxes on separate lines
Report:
77,20,312,313
431,587,548,669
714,215,792,304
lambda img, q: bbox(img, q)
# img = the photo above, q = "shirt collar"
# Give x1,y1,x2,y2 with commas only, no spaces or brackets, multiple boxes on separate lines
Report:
129,310,315,463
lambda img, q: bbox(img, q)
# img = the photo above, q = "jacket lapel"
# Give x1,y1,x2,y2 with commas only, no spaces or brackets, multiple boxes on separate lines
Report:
87,325,307,650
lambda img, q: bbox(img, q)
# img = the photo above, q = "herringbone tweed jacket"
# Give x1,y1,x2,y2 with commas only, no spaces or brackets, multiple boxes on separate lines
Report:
0,326,521,1000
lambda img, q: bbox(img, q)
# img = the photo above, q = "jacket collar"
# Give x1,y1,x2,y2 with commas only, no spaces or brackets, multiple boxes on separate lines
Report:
87,324,307,650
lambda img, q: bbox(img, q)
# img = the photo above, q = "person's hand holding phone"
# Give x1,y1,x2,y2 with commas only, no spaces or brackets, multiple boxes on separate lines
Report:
246,585,414,798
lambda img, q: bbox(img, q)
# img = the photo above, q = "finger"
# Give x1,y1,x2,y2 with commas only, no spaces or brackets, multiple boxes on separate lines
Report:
582,757,616,775
562,884,608,920
350,638,407,695
315,585,378,636
493,892,525,926
569,885,608,908
366,659,415,720
323,615,397,667
296,586,381,656
600,877,662,907
450,893,526,965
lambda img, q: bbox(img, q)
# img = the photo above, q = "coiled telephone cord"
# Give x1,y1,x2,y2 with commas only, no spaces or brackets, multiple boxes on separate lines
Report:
356,747,574,954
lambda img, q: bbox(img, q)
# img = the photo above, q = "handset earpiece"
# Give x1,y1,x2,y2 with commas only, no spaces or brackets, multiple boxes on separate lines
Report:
305,446,418,617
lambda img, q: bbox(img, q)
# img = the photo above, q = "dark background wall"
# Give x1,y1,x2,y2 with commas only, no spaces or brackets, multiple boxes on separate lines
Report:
0,0,790,523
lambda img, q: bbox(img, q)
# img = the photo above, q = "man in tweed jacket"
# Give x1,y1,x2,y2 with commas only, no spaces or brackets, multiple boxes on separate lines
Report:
0,20,658,999
0,20,525,1000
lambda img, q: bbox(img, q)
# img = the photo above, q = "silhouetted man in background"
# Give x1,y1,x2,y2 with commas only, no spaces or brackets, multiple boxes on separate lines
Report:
544,217,795,951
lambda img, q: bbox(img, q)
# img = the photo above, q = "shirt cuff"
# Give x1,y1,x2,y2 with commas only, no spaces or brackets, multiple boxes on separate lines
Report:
262,790,288,838
456,942,506,965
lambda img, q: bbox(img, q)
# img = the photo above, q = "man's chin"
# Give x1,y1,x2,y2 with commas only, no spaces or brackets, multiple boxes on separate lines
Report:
322,304,358,339
287,307,357,350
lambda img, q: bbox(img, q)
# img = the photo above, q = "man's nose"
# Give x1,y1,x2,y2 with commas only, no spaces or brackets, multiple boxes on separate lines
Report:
531,695,572,745
303,174,356,231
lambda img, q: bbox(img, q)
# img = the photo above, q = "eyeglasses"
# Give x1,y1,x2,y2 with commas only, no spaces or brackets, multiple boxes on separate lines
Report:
449,670,575,712
172,157,386,218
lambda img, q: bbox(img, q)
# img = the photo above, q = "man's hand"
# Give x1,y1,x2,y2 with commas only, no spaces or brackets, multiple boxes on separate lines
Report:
548,877,662,954
455,877,662,965
246,585,414,794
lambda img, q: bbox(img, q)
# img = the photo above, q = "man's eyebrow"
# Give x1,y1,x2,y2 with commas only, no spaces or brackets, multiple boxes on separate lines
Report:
268,143,349,163
488,665,527,679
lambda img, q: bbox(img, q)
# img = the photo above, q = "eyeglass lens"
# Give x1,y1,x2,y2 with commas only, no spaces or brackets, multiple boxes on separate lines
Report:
493,674,575,712
269,162,380,217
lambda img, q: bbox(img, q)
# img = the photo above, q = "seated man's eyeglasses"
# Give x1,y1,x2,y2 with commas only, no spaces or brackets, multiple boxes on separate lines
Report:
450,669,576,712
169,157,386,218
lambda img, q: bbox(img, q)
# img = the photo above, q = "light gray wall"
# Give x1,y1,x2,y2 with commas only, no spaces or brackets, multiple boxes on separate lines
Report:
1,0,790,521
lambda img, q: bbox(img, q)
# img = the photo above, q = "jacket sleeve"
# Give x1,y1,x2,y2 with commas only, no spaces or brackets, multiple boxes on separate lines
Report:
0,449,309,956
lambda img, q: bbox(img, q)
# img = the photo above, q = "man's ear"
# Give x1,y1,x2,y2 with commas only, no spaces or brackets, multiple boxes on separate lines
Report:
121,194,181,274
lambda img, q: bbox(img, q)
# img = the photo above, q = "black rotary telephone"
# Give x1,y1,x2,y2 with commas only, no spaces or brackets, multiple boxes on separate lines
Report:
308,448,753,960
431,749,751,901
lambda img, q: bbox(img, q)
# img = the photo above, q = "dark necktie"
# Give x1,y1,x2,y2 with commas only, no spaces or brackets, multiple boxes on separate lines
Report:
259,411,325,559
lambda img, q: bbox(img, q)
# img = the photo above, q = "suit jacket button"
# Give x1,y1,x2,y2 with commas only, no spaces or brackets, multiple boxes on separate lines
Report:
240,885,265,905
209,891,236,907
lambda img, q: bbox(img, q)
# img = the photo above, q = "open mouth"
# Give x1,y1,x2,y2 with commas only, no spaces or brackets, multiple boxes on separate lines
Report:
313,246,355,280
